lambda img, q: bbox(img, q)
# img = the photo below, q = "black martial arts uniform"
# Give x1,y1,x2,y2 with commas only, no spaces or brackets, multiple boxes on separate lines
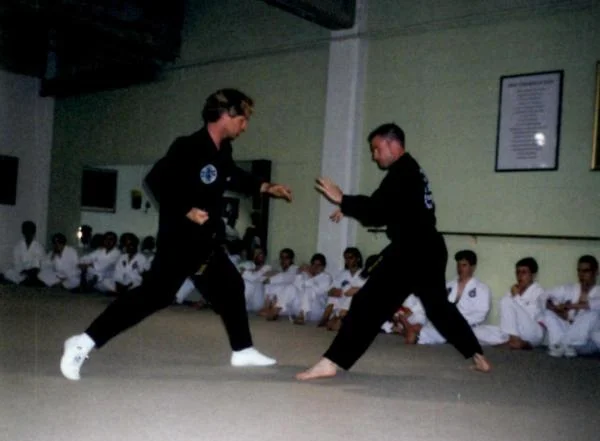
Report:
323,153,484,369
86,128,265,351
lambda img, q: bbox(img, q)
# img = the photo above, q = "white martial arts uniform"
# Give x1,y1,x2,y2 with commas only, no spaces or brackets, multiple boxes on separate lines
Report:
419,277,491,344
263,264,299,302
381,294,427,334
475,282,546,346
327,269,365,317
79,247,121,288
228,253,242,267
98,252,148,293
37,246,81,290
242,263,272,312
237,259,256,272
174,278,196,304
542,284,600,355
402,294,427,325
275,271,333,321
3,239,46,284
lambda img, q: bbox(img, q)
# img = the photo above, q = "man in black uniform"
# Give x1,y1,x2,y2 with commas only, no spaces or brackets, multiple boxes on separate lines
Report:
60,88,292,381
297,123,491,380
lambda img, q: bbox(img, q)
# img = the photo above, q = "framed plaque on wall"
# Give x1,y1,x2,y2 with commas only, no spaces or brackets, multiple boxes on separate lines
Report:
495,70,563,172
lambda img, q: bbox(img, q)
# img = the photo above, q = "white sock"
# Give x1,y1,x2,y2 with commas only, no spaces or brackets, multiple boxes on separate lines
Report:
231,347,276,367
78,333,96,352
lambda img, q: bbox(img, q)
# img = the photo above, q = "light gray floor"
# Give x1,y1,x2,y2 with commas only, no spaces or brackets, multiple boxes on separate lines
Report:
1,285,599,441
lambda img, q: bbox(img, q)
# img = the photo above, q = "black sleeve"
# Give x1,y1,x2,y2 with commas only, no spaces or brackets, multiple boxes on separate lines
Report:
340,169,405,227
223,147,265,196
144,138,196,217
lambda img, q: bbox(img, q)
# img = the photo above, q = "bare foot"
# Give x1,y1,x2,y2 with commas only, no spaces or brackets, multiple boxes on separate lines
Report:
404,327,419,345
508,337,532,350
295,358,338,380
471,353,492,373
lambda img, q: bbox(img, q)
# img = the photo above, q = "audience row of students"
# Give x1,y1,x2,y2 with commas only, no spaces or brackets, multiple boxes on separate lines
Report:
233,243,600,359
2,221,599,359
0,221,156,295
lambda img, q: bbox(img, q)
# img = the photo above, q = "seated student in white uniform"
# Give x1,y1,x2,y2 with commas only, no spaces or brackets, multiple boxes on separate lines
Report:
543,255,600,358
318,247,364,330
37,233,81,290
417,250,491,345
267,253,332,324
98,233,147,295
241,247,272,312
387,294,427,342
78,231,121,292
258,248,299,316
2,220,46,286
476,257,546,349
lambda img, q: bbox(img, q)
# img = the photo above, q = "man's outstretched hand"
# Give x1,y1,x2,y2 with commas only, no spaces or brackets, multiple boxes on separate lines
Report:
315,177,343,205
329,208,343,223
261,183,293,202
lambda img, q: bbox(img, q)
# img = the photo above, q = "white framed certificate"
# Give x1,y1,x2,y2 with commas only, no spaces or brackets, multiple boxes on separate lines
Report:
495,70,563,171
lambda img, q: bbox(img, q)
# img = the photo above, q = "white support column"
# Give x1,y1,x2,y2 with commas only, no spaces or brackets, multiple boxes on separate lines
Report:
317,0,368,269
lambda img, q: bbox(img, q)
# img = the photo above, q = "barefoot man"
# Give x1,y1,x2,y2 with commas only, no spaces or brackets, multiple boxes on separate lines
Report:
296,123,491,380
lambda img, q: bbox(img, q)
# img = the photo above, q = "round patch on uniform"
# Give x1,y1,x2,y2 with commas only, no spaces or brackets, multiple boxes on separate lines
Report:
200,164,218,184
468,289,476,297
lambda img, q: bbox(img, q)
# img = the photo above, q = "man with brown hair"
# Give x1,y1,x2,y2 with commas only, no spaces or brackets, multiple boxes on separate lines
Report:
60,88,292,380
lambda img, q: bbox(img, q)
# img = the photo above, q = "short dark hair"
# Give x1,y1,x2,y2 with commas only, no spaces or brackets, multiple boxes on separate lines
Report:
202,88,254,123
367,123,405,146
343,247,363,268
280,248,295,261
141,236,155,251
516,257,538,274
52,233,67,245
578,255,598,271
22,220,36,234
104,231,117,241
454,250,477,266
121,232,139,249
311,253,327,267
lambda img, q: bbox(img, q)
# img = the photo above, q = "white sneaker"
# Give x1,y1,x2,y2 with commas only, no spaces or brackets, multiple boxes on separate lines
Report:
231,347,277,367
563,345,578,358
60,336,90,380
548,344,564,358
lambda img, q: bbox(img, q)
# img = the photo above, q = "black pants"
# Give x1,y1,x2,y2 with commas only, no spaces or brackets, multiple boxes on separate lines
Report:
86,246,253,351
324,233,483,370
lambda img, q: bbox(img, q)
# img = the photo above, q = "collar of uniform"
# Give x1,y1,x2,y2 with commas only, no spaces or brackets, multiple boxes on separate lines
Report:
391,151,412,170
196,127,232,156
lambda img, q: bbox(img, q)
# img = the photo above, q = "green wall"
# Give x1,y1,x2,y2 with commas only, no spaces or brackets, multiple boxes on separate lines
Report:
48,0,600,324
48,0,330,264
356,2,600,322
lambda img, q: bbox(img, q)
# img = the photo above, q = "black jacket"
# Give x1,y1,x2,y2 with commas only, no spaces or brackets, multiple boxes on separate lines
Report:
340,152,438,246
145,128,264,252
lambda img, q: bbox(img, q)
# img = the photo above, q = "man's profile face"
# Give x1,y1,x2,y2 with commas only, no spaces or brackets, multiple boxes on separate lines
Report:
370,136,397,170
221,105,251,140
577,262,597,285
